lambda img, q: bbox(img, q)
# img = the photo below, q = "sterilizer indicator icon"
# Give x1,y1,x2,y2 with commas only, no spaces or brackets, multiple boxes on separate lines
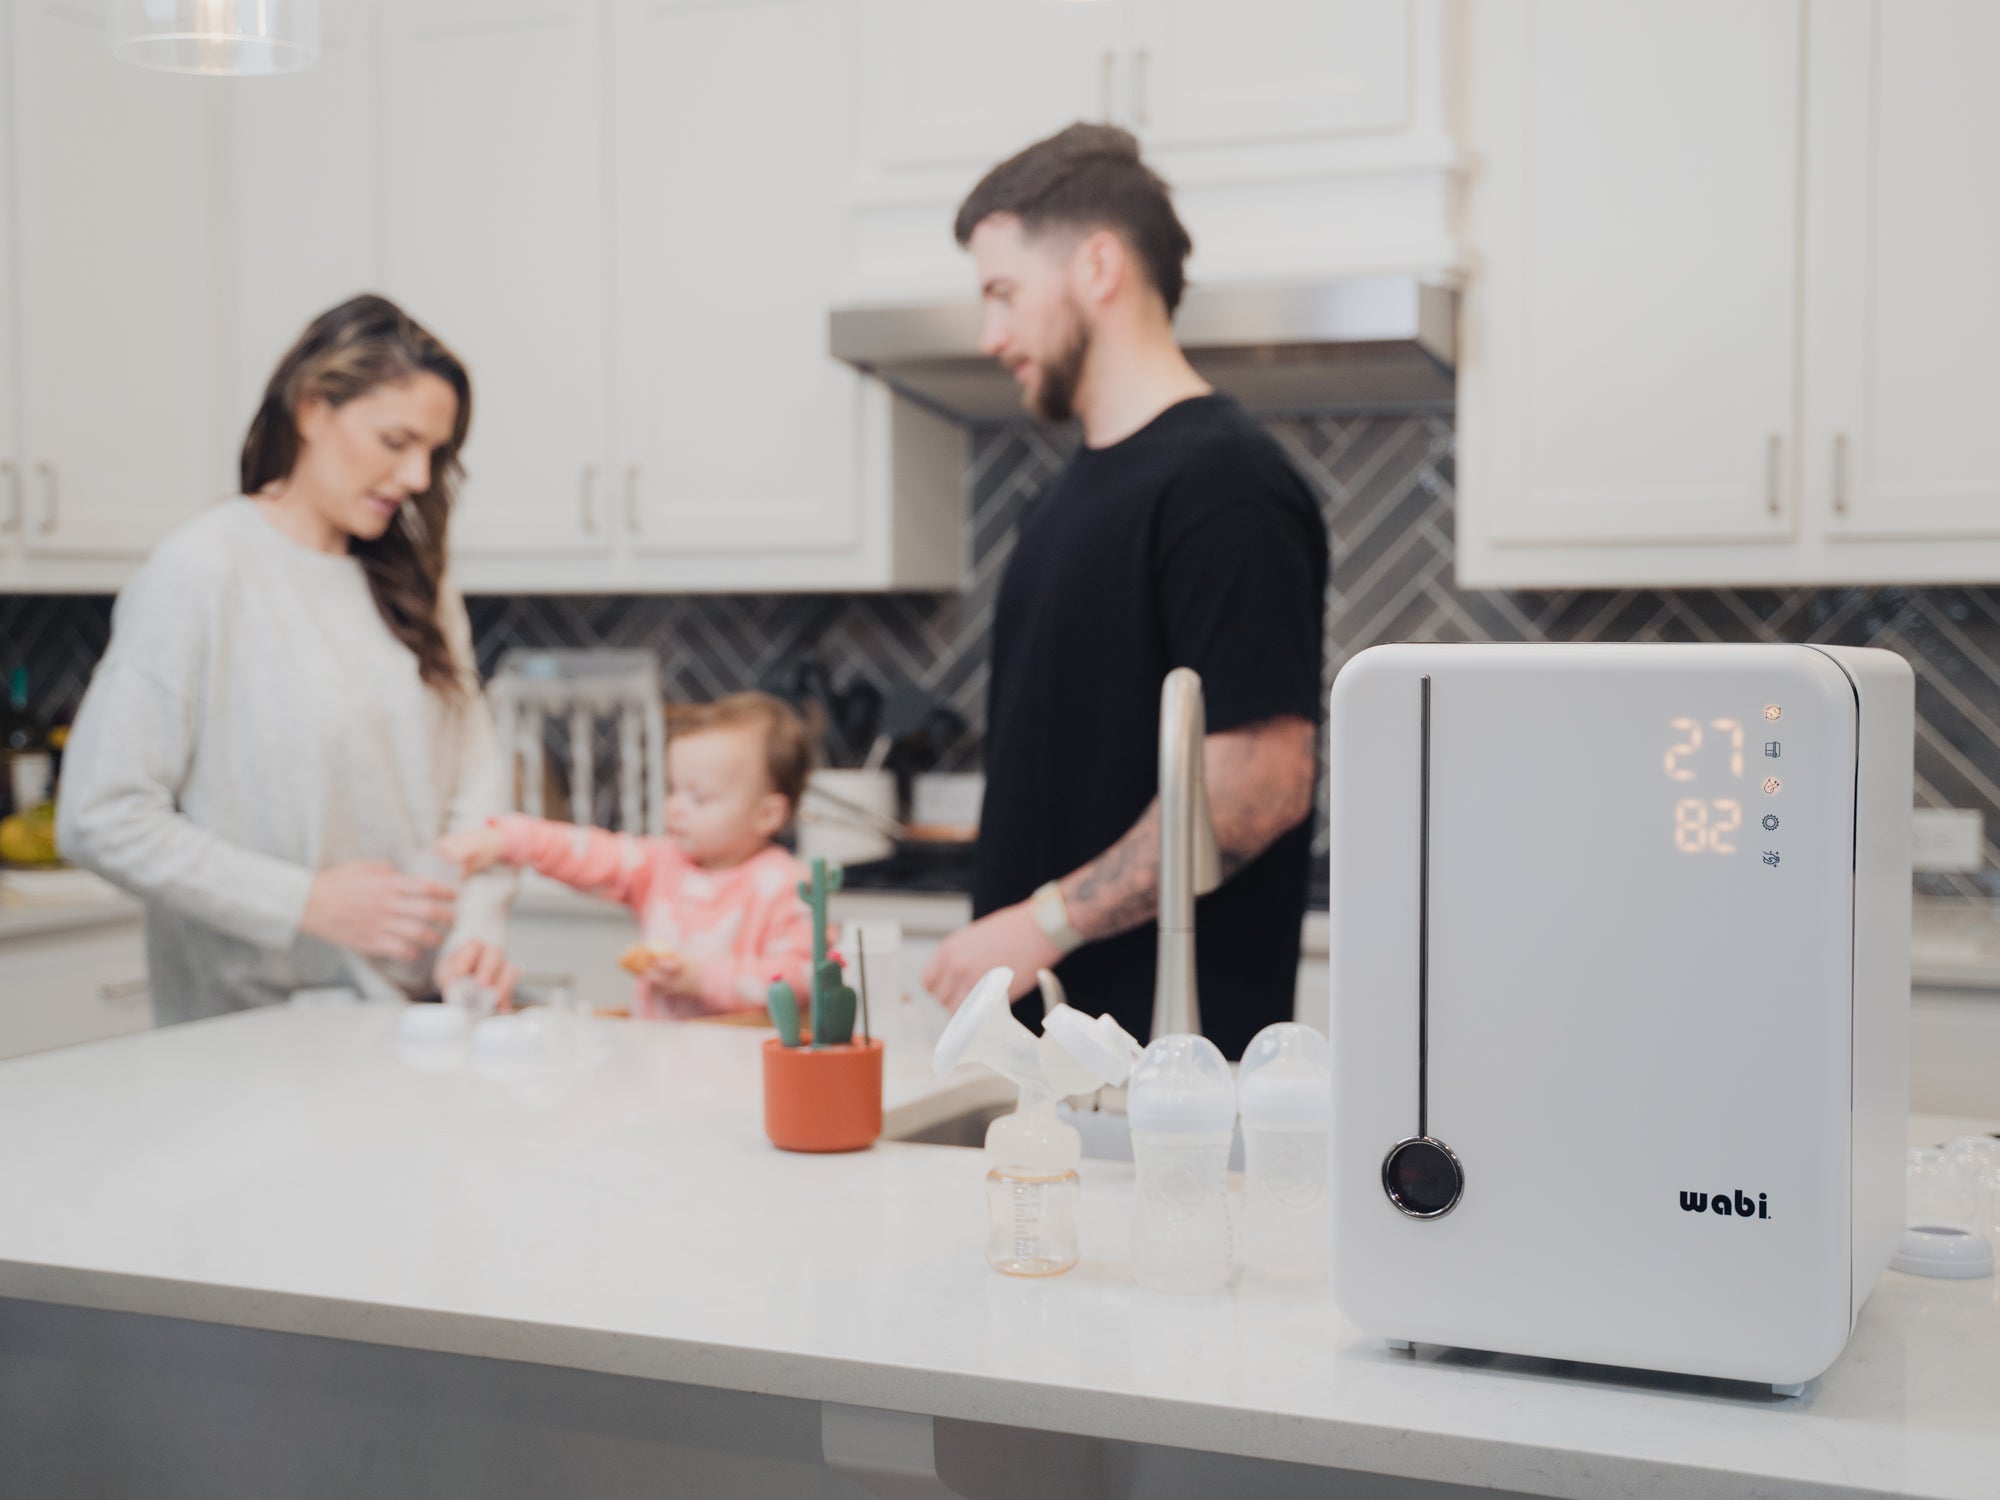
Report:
1762,851,1781,867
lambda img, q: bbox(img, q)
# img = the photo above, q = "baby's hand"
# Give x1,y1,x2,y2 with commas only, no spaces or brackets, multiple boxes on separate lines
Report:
436,825,505,876
639,953,704,1005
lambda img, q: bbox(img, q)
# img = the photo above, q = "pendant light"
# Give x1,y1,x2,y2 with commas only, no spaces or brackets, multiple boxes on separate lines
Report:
110,0,320,77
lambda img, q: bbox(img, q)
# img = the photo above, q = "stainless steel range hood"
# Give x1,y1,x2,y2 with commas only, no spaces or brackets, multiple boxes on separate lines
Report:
829,275,1456,423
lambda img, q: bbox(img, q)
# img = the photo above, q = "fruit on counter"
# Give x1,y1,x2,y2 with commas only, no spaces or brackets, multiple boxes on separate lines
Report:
618,943,680,976
0,801,61,867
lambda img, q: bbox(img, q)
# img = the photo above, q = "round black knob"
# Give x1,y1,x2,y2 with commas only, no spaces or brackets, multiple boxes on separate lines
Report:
1382,1136,1463,1219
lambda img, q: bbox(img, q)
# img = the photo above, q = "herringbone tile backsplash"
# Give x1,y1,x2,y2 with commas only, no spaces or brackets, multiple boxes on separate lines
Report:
7,413,1999,897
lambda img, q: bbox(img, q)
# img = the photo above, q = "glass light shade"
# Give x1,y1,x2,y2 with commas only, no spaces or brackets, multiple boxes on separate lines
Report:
110,0,319,77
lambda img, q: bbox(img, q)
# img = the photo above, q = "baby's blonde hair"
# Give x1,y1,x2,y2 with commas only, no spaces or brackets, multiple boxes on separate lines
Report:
671,692,813,814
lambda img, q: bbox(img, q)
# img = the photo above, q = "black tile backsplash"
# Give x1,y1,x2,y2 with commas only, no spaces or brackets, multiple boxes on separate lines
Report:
8,413,1999,897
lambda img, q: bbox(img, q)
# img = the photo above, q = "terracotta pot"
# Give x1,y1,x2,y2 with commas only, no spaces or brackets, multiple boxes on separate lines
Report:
761,1037,884,1153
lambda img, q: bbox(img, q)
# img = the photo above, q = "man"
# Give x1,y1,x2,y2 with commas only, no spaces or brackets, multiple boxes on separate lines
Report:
921,124,1328,1060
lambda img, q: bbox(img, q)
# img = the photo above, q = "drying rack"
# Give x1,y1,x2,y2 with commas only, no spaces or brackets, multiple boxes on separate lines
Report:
486,649,666,835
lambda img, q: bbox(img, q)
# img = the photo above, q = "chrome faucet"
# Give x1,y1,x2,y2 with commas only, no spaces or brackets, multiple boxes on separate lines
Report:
1153,668,1222,1042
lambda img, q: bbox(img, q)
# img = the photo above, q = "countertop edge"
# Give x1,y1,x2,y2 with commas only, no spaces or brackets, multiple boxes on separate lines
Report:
0,1261,1938,1500
0,896,143,942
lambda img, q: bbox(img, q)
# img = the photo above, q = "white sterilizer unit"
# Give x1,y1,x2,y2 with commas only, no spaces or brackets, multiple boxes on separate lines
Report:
1326,644,1912,1391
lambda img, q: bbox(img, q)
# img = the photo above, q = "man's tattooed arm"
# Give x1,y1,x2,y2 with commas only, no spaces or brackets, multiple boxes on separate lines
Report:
1058,715,1318,945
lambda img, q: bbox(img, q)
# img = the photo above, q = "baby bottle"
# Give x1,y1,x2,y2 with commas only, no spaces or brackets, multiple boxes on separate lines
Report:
1128,1033,1237,1293
1237,1022,1332,1284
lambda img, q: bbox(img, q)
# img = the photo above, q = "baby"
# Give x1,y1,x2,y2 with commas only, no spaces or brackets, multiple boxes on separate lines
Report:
440,692,817,1018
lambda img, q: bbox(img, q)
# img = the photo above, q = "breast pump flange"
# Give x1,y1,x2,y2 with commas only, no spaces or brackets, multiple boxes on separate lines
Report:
932,966,1143,1276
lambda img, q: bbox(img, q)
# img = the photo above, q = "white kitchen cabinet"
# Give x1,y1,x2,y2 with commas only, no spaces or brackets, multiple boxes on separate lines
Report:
206,0,965,594
614,0,855,556
1463,1,1802,555
504,894,635,1009
1458,0,2000,588
0,916,153,1061
381,0,611,567
3,0,230,587
1801,0,2000,549
853,0,1127,179
227,0,382,437
609,0,962,589
1127,0,1411,154
842,0,1462,302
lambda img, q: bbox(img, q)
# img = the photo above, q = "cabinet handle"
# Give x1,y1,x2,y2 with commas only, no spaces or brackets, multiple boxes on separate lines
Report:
1134,49,1151,128
580,463,599,534
1831,433,1849,517
1764,435,1782,517
34,462,57,535
98,977,150,1005
1100,50,1115,122
0,461,16,534
624,464,641,535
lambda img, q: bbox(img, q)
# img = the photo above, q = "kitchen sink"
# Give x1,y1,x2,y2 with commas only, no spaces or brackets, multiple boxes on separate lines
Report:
890,1094,1245,1169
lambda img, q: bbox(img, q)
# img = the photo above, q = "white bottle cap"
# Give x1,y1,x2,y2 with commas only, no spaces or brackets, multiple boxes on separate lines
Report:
398,1002,472,1044
1891,1224,1994,1279
1127,1033,1236,1137
1043,1004,1143,1087
1236,1022,1331,1130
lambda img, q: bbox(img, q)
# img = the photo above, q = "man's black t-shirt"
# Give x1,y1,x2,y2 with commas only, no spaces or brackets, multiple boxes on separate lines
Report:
971,394,1329,1060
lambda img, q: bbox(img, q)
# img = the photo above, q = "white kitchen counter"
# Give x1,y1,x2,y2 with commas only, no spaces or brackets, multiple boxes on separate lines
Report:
0,873,139,941
10,868,1977,983
0,1004,1995,1500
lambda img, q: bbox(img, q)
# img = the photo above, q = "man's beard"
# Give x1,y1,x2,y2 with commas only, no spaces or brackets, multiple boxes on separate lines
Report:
1026,309,1091,424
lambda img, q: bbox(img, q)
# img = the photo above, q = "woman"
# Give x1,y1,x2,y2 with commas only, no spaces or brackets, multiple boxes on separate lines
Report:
59,294,518,1022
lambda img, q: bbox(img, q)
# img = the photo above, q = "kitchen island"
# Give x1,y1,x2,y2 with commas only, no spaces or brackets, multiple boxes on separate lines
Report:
1,1004,1995,1500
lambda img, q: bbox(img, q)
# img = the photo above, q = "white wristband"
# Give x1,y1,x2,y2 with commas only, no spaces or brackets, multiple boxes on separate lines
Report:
1030,880,1086,956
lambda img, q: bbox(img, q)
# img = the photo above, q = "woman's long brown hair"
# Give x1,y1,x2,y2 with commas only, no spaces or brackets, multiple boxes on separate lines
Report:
240,294,473,701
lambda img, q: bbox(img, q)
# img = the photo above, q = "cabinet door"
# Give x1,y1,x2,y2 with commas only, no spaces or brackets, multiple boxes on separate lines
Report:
228,0,380,441
1128,0,1411,152
613,0,861,554
505,905,637,1009
0,921,153,1061
853,0,1126,177
381,0,609,560
12,0,228,559
1472,1,1803,548
1802,0,2000,542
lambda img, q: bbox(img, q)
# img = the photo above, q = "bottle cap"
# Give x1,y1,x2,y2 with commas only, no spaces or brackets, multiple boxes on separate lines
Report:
1891,1223,1994,1279
1127,1033,1236,1137
1236,1022,1331,1130
1043,1004,1142,1087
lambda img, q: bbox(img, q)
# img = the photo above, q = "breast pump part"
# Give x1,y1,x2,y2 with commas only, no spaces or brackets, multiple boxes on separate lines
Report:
932,967,1143,1171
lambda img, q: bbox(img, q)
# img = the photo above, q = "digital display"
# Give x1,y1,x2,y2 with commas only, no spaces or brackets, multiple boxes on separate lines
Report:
1663,716,1774,855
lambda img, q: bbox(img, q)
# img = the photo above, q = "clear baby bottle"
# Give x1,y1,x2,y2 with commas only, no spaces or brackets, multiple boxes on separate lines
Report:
1237,1021,1332,1285
932,968,1142,1277
1128,1033,1237,1293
